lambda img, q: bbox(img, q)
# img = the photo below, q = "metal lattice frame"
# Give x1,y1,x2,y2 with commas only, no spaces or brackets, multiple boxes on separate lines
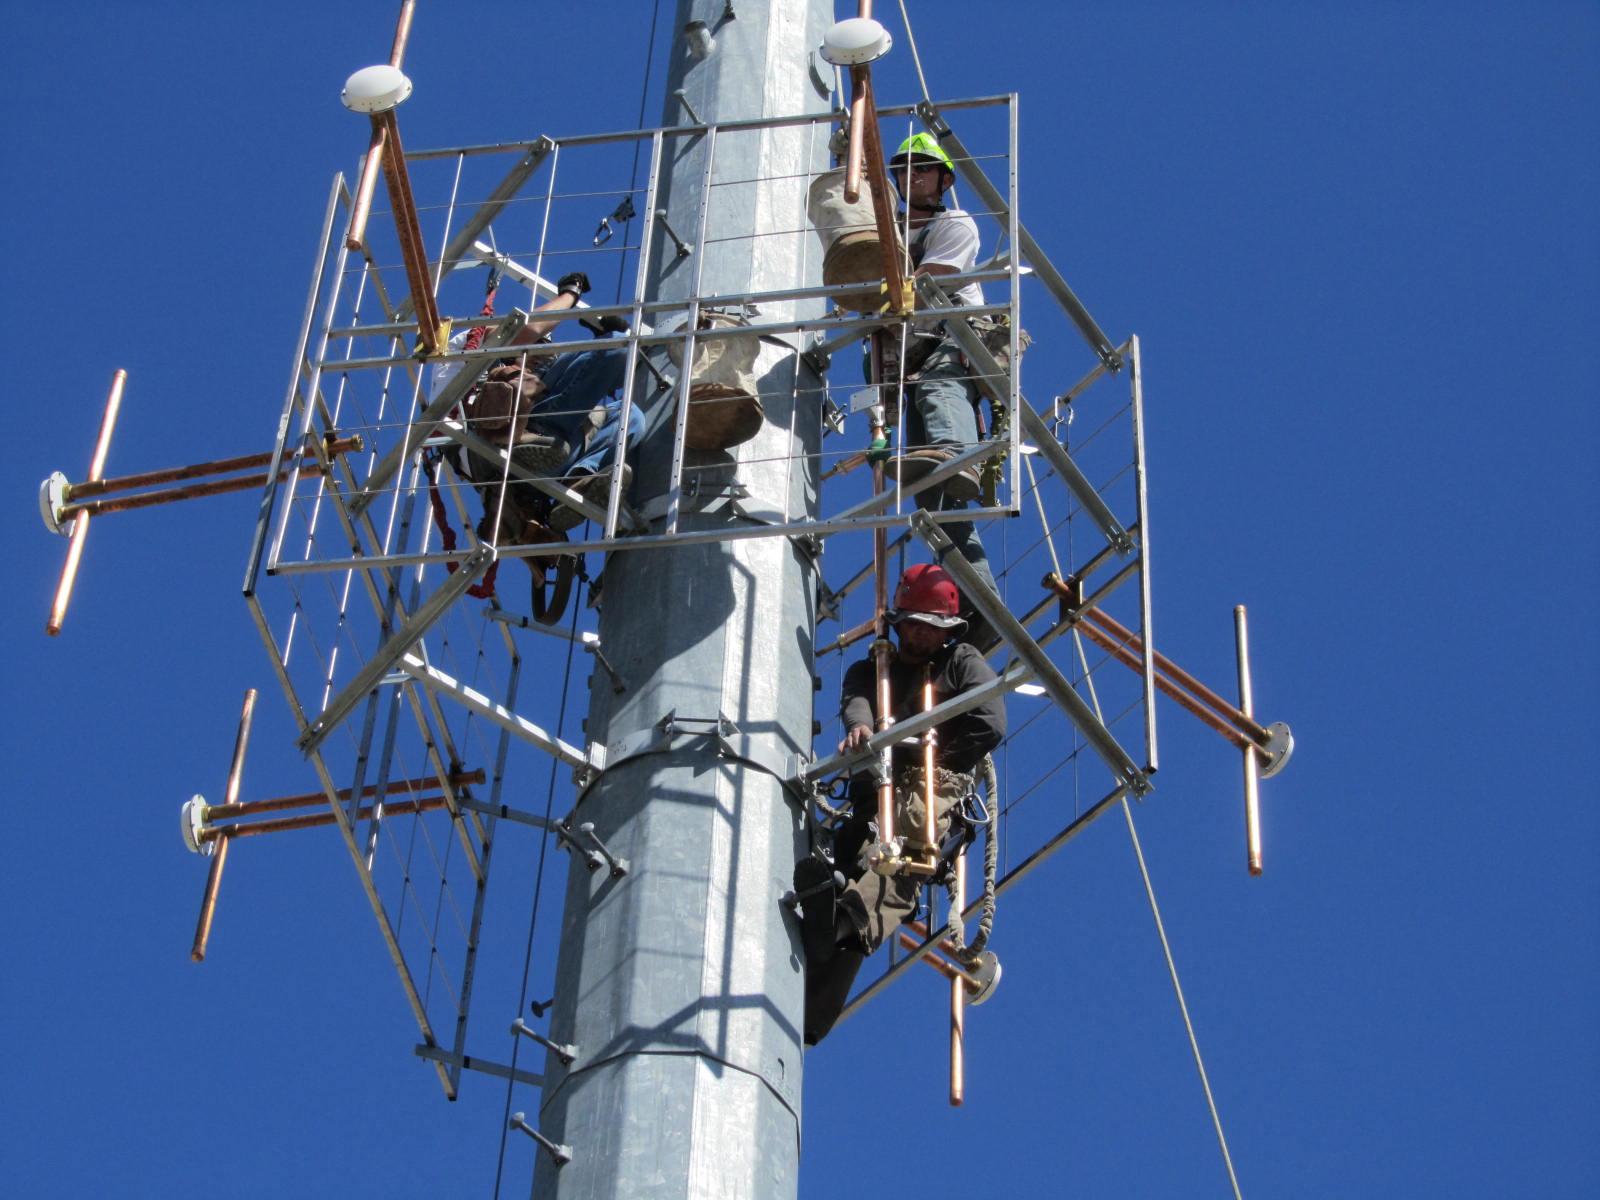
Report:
238,92,1158,1102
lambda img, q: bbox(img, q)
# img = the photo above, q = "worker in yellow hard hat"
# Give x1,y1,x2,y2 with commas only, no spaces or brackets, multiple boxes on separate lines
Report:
881,134,999,608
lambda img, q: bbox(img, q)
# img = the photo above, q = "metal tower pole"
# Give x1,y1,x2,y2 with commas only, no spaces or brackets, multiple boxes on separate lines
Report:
534,2,833,1197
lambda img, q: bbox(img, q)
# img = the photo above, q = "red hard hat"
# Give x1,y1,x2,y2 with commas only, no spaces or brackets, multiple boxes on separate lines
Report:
888,564,966,629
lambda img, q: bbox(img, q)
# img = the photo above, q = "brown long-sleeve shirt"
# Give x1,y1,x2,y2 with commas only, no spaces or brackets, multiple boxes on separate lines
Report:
840,641,1006,775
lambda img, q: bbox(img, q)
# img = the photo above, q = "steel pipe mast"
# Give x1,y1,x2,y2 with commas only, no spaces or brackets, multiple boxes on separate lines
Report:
534,2,833,1197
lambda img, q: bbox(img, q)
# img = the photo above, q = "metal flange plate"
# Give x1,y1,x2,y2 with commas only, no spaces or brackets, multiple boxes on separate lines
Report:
1260,721,1295,779
966,950,1002,1005
181,795,214,856
39,472,72,537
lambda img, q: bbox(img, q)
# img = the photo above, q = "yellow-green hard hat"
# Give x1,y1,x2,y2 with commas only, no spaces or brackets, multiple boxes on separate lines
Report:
889,132,953,172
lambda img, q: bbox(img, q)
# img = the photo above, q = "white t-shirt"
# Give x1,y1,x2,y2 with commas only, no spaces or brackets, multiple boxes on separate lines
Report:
911,207,984,309
429,328,474,399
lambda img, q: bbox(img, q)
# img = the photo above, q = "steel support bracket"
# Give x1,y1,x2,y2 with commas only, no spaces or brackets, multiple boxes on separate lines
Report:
509,1112,572,1167
511,1017,579,1066
414,1043,545,1089
556,820,629,877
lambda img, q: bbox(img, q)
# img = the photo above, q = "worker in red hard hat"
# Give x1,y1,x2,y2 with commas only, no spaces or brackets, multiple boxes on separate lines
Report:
795,563,1006,1045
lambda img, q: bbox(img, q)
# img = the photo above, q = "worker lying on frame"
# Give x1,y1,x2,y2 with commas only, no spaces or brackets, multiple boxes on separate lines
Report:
429,270,642,537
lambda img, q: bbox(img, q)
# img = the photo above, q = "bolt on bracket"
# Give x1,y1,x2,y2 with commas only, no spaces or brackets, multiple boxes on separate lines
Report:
654,208,693,259
509,1112,572,1167
557,821,628,877
510,1017,578,1066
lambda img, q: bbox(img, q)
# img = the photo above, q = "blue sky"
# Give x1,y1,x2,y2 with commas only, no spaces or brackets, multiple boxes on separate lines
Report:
3,2,1596,1198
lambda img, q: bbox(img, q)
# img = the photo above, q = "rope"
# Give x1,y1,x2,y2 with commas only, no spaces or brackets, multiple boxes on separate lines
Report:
944,754,999,961
422,451,498,599
1072,595,1245,1198
1024,450,1062,580
421,265,503,599
896,0,933,104
465,268,501,353
1122,801,1247,1200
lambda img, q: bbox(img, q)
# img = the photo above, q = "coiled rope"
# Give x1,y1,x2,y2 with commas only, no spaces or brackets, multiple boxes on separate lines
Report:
943,753,999,962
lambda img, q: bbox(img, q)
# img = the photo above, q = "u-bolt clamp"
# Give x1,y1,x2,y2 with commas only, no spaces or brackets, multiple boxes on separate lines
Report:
510,1017,579,1066
866,837,906,877
509,1113,572,1167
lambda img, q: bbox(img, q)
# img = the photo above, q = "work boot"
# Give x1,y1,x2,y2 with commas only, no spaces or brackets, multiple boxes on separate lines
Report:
884,448,980,502
792,856,843,968
804,948,865,1046
548,464,631,532
466,435,569,493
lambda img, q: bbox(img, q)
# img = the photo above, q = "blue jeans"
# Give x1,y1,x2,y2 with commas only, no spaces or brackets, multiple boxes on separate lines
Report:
531,349,643,475
907,339,998,601
906,341,981,451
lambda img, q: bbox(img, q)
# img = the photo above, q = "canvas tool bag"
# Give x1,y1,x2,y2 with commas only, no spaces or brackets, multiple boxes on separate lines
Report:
667,312,765,449
808,166,905,314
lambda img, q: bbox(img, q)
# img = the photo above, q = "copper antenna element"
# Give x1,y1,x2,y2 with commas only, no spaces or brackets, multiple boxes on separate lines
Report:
191,689,257,962
340,1,445,354
54,437,362,522
373,108,447,355
872,633,897,853
186,761,487,959
844,68,867,203
841,0,873,203
198,789,467,841
949,849,967,1107
826,2,909,312
45,369,125,636
920,663,938,872
1235,606,1263,876
863,330,900,866
854,73,911,314
42,433,363,636
1043,574,1292,770
344,0,417,252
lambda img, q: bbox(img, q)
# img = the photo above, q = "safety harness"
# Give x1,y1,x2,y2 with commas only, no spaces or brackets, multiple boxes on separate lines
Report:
422,268,578,625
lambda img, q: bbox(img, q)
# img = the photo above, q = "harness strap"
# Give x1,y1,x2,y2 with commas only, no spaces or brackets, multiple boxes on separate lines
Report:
422,450,498,599
529,553,577,626
418,269,504,599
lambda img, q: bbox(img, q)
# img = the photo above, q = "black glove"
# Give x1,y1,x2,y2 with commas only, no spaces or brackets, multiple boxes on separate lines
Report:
556,271,591,299
580,313,631,337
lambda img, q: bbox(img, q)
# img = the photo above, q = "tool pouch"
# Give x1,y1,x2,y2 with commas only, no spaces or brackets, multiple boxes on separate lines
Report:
968,314,1032,376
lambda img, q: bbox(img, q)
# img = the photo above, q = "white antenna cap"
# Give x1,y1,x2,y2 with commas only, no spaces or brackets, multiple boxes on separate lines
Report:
341,64,413,113
819,17,892,66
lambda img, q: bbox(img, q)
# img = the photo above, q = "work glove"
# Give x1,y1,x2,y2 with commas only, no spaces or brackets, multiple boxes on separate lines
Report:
865,430,893,464
556,271,592,299
579,313,630,338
